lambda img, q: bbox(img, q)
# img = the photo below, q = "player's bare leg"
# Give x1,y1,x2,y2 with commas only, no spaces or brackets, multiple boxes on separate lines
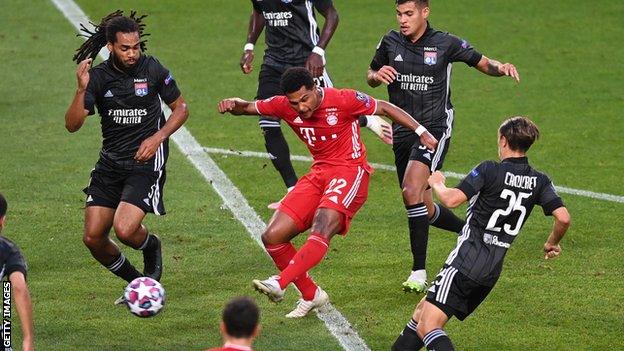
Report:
114,202,162,281
416,301,454,351
83,206,142,304
83,206,119,264
401,160,431,293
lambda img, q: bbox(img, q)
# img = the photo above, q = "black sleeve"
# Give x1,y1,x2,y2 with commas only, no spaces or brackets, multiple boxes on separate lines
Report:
4,247,27,279
152,59,182,105
456,161,493,198
538,177,565,216
84,69,99,116
447,34,482,67
369,34,389,71
312,0,333,13
251,0,262,12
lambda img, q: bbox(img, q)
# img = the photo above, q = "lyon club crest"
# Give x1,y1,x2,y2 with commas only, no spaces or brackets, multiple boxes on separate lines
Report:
424,51,437,66
135,82,148,97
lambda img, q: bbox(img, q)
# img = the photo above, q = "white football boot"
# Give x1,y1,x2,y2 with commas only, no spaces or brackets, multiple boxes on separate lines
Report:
285,287,329,318
252,276,285,303
402,269,428,293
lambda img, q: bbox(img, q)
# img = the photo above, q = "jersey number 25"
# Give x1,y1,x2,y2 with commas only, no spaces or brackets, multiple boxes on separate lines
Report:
486,189,531,236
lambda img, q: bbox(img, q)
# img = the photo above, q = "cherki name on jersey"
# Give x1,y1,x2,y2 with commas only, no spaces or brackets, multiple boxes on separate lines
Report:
504,172,538,190
396,73,434,92
263,11,292,26
108,108,147,124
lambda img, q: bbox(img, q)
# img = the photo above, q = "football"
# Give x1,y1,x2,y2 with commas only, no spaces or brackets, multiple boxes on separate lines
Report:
124,277,166,318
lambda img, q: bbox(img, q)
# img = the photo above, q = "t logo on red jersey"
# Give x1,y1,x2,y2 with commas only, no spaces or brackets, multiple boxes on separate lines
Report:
300,127,316,146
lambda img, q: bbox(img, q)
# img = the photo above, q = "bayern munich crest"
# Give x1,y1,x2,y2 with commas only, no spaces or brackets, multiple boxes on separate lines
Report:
326,113,338,126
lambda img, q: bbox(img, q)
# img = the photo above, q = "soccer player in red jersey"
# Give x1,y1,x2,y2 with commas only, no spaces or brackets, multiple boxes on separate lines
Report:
205,297,260,351
218,67,437,318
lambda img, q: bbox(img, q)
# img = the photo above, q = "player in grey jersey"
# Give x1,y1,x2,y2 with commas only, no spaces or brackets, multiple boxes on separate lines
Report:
241,0,392,209
391,116,571,351
367,0,521,293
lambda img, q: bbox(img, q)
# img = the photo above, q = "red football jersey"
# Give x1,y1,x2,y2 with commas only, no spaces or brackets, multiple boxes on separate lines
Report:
255,88,377,169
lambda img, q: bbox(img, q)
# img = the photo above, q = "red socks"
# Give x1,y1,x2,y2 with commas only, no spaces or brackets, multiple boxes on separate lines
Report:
276,233,329,294
265,242,319,300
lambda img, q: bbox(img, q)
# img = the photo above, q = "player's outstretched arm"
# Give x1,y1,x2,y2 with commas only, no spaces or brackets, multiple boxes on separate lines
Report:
240,10,265,74
375,100,437,151
306,3,339,77
428,171,467,208
9,272,34,351
543,206,571,260
135,96,189,162
217,98,260,116
475,55,520,82
366,66,398,87
65,58,92,132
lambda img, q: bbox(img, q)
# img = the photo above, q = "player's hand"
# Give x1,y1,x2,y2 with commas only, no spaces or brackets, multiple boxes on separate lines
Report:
543,241,561,260
420,131,438,152
365,115,393,144
76,58,92,90
498,63,520,83
217,98,242,114
240,50,254,74
373,65,398,85
305,52,325,78
428,171,446,187
134,134,164,162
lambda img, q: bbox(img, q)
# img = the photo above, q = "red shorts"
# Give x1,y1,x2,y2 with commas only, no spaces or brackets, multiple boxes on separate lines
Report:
278,164,371,235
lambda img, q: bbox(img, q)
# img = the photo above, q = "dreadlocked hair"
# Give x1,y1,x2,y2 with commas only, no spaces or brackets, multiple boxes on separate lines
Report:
73,10,150,64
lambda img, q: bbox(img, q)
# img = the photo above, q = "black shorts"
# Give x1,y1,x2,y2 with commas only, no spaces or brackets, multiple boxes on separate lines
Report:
257,62,333,127
83,157,166,215
425,265,493,321
392,129,451,185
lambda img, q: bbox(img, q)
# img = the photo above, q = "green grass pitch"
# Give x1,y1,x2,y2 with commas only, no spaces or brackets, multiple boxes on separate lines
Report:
0,0,622,349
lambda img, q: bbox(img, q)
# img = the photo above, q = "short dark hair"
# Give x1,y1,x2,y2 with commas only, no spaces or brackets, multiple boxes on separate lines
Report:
280,67,315,94
105,15,140,43
222,297,259,338
0,193,7,218
498,116,540,152
396,0,429,7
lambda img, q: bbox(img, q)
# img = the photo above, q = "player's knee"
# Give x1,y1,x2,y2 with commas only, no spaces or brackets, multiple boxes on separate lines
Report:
401,183,426,203
113,222,139,243
416,320,437,339
82,233,105,250
261,229,282,246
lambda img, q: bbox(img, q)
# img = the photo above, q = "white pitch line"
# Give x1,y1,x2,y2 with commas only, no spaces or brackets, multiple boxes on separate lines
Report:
50,1,371,350
203,146,624,204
